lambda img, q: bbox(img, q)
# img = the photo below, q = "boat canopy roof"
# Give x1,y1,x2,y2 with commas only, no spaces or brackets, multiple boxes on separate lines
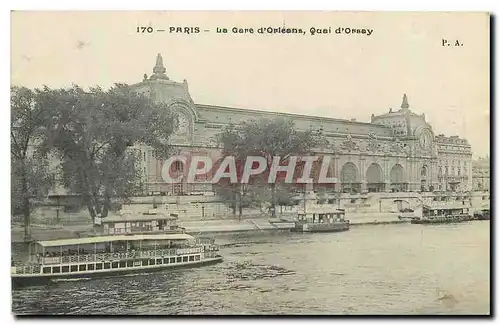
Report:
299,209,344,214
422,204,468,211
101,211,178,223
37,233,194,247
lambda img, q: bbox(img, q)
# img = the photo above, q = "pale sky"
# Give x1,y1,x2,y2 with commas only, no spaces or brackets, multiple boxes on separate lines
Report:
11,11,490,157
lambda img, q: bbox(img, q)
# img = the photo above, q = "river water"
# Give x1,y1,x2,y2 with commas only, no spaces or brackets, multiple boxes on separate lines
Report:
11,221,490,315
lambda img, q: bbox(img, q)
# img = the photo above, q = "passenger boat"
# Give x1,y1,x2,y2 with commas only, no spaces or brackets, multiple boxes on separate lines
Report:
292,208,350,233
11,233,222,287
411,204,474,224
474,209,490,220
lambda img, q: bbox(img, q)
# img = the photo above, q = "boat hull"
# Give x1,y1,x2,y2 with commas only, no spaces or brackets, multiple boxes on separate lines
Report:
12,256,223,288
291,223,350,233
474,210,490,220
410,217,474,225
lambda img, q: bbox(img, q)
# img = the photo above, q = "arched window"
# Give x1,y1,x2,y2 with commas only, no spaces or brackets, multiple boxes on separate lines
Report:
341,163,358,183
173,160,184,172
366,163,384,192
340,162,360,193
366,163,383,184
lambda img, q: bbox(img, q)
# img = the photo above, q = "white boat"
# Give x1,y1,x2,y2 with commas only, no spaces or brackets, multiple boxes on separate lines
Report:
292,208,350,233
410,204,474,224
12,233,222,287
291,190,350,233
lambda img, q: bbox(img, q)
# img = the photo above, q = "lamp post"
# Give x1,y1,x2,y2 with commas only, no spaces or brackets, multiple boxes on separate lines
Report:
337,186,341,210
238,187,243,220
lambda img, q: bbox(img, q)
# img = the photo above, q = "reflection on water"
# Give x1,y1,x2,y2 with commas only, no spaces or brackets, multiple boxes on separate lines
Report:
12,222,490,315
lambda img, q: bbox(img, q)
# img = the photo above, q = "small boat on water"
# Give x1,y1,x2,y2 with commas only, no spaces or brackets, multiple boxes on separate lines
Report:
474,209,490,220
11,233,222,287
290,189,350,233
410,204,474,225
292,208,350,233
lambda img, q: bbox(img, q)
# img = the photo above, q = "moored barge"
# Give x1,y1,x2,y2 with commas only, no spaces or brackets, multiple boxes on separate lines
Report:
410,204,474,224
292,208,350,233
474,209,490,220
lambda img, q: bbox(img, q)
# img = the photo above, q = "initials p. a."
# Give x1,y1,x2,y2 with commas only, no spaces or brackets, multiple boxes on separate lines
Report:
442,39,463,47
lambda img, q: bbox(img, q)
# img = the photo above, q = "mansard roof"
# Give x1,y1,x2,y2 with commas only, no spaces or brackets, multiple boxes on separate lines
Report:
195,103,389,128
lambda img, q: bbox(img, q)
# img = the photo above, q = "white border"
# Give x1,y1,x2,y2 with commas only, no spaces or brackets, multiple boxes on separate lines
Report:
2,0,497,323
3,0,500,11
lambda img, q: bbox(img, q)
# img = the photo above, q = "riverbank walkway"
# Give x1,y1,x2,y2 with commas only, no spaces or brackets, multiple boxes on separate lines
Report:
11,212,404,243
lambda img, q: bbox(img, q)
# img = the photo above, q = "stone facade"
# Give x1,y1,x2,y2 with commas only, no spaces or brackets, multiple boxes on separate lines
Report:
435,135,474,192
132,54,473,196
472,157,490,192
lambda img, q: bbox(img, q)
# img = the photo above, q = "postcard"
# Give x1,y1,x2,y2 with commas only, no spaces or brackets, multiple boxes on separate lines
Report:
10,11,490,315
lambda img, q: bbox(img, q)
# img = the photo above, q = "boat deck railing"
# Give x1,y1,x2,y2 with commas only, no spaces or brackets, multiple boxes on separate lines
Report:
195,238,215,245
296,218,348,224
13,246,221,275
13,265,41,275
420,214,474,222
36,247,204,266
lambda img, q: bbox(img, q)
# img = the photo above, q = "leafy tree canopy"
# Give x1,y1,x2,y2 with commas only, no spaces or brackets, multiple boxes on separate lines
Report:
215,117,326,215
11,86,56,238
35,83,177,221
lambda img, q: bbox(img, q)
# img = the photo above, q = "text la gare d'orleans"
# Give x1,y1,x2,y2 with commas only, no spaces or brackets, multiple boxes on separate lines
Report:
166,26,374,36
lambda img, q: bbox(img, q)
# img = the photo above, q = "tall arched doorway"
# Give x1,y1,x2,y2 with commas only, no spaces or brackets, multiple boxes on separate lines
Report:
341,162,360,193
390,164,407,192
420,165,428,191
366,163,384,192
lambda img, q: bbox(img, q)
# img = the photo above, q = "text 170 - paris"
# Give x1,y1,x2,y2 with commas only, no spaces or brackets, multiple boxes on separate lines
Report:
136,27,201,34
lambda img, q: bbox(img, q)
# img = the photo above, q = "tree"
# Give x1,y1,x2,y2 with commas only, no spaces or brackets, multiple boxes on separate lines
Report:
216,118,325,217
38,84,177,223
11,86,55,240
275,183,296,206
212,182,238,216
315,186,329,204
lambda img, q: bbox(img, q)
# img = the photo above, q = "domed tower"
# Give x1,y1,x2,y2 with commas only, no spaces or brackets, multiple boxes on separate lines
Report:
132,53,195,105
130,54,201,195
371,94,438,192
149,53,169,80
371,94,434,145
